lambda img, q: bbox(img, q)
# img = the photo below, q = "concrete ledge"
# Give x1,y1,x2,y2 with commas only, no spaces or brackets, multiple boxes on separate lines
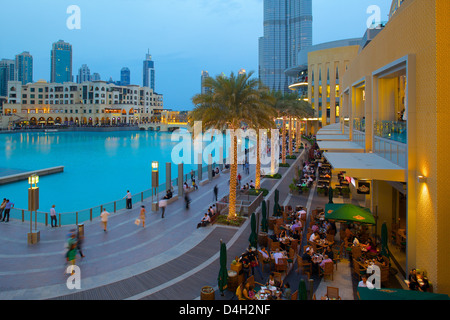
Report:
165,195,179,205
0,166,64,185
199,179,210,186
221,169,230,174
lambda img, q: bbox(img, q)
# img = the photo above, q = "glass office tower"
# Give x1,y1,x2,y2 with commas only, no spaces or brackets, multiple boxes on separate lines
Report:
15,52,33,85
51,40,73,84
259,0,312,93
143,53,155,91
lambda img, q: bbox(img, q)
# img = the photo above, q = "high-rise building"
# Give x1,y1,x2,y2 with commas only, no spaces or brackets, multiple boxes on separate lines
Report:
15,52,33,86
0,59,16,97
51,40,73,84
91,73,101,81
259,0,312,93
201,70,211,95
143,52,155,91
77,64,91,83
121,67,131,86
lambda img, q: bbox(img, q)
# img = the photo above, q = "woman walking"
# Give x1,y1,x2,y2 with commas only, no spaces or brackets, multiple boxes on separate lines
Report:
139,205,146,228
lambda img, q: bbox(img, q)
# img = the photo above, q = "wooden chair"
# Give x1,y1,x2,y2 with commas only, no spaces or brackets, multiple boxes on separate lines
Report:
376,262,390,285
291,290,298,300
352,259,366,280
258,251,272,273
271,241,281,251
273,272,283,288
325,286,341,300
351,245,362,260
286,248,296,268
289,239,299,254
319,261,334,281
332,246,341,270
245,275,264,290
326,233,335,243
275,257,288,274
296,254,312,275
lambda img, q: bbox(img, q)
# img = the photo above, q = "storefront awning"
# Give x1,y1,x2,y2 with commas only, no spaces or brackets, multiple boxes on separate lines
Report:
318,141,365,153
323,152,406,182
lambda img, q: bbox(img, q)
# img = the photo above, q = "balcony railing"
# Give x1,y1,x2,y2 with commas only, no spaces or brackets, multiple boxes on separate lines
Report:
353,118,365,132
373,120,407,144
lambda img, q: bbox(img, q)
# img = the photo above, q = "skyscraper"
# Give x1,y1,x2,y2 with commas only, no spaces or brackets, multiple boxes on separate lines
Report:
15,52,33,85
51,40,73,84
201,70,211,95
77,64,91,83
143,52,155,91
0,59,16,97
91,73,101,81
121,67,131,86
259,0,312,92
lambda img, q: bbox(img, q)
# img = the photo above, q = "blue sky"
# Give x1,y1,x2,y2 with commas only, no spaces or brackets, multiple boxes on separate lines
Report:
0,0,391,110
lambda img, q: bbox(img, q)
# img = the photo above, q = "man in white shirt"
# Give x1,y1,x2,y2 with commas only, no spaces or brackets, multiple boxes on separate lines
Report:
272,249,284,264
100,209,110,232
124,190,132,209
50,205,57,228
159,199,167,218
358,274,375,289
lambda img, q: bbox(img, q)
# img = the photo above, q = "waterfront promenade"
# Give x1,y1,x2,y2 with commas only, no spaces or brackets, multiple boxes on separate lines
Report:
0,142,403,300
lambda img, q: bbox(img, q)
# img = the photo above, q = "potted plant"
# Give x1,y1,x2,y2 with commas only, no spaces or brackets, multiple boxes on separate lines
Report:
289,183,299,194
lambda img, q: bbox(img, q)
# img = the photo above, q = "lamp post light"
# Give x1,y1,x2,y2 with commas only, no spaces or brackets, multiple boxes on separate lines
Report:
27,174,40,244
151,161,159,211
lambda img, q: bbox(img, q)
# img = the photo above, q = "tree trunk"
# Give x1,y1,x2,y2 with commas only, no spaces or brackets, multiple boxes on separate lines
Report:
255,131,261,190
282,116,286,164
289,116,293,156
295,118,300,153
228,134,238,219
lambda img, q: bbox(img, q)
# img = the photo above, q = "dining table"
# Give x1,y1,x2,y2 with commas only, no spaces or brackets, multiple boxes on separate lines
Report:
255,286,282,300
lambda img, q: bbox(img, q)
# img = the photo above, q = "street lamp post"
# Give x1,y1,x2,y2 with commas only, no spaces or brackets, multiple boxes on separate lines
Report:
151,161,159,211
27,174,40,245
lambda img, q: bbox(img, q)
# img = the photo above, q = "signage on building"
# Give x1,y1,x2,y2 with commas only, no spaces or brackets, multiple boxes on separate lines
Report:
357,181,371,195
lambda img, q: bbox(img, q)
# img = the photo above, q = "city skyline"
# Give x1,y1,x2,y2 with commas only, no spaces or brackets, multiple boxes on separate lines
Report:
0,0,391,110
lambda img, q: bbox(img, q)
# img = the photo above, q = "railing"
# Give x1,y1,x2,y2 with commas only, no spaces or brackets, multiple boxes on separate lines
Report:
9,161,223,227
353,118,365,132
373,120,407,144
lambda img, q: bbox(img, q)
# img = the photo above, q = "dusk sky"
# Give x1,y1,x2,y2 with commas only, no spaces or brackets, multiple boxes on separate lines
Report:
0,0,391,110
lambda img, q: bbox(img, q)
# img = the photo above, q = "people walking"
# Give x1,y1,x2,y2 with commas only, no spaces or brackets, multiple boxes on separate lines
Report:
213,185,218,202
123,190,132,209
139,205,146,228
1,199,13,222
50,205,58,228
0,198,6,221
76,227,85,258
185,194,191,209
66,231,78,275
100,208,110,232
159,198,167,218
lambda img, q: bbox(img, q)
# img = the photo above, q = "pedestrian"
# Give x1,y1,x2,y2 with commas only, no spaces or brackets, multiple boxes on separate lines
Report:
237,173,242,188
0,198,6,221
100,208,110,232
123,190,132,209
76,227,85,258
190,169,195,182
66,231,77,275
213,185,218,202
1,199,13,222
50,205,57,228
185,194,191,209
159,198,167,218
139,205,146,228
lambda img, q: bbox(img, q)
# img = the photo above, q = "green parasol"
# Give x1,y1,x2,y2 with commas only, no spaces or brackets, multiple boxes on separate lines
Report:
261,200,268,233
298,279,307,300
381,222,389,258
249,212,258,248
325,203,375,225
217,241,228,296
328,186,334,204
358,287,450,300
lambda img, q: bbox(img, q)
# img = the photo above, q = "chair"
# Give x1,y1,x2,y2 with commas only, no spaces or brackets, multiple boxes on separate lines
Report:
325,286,341,300
352,259,366,280
326,233,335,243
272,272,283,288
286,248,296,268
296,254,312,275
351,246,362,260
319,261,334,281
290,239,299,254
291,290,298,300
258,251,272,273
332,246,341,270
376,262,390,285
271,241,281,251
245,275,264,291
275,257,288,273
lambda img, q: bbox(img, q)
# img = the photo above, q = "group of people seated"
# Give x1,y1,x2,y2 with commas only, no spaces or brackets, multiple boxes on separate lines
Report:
163,189,173,200
240,180,256,191
408,268,430,292
196,205,217,228
211,167,220,177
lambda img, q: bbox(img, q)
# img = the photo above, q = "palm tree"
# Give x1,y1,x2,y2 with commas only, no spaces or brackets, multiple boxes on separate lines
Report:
190,71,271,220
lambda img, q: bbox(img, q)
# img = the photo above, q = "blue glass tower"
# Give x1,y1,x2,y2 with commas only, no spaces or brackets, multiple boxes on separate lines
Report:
15,52,33,85
143,52,155,91
259,0,312,92
121,67,131,86
51,40,73,84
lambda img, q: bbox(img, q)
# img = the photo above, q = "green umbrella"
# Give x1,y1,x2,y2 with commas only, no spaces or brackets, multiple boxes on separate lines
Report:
358,287,450,300
273,189,282,217
261,200,268,233
325,203,375,225
249,212,258,248
328,186,334,204
298,279,307,300
381,222,389,258
218,241,228,296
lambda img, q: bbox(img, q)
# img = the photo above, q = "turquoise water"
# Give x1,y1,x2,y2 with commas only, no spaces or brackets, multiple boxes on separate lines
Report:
0,130,229,218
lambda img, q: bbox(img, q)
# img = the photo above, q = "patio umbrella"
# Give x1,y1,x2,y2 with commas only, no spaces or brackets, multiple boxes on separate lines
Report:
328,186,334,204
217,240,228,296
298,279,307,300
381,222,389,258
273,189,282,217
325,203,375,225
261,200,268,233
249,212,258,248
358,287,450,300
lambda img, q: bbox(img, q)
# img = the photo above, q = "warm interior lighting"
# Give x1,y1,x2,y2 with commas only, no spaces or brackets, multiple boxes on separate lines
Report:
417,175,427,183
28,174,39,188
152,161,159,172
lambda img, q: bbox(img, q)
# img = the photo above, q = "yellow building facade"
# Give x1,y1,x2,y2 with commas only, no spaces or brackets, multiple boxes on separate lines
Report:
334,0,450,294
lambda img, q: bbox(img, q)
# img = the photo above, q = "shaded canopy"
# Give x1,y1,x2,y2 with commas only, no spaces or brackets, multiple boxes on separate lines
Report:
325,203,375,225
